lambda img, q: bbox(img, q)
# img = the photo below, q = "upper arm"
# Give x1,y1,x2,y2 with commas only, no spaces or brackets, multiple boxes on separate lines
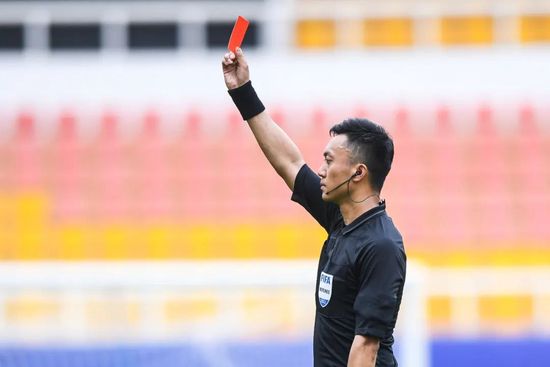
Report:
281,160,305,191
353,238,406,338
246,111,305,191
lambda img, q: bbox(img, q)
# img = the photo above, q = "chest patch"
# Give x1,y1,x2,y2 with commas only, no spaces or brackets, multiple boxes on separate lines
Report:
318,271,333,307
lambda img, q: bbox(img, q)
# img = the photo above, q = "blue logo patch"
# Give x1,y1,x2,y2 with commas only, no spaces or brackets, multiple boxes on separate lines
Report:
318,271,333,307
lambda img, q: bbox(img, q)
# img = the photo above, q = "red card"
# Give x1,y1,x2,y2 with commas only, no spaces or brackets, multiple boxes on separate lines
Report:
228,16,250,52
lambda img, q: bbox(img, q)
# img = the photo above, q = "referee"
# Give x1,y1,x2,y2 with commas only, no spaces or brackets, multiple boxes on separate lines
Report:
222,48,406,367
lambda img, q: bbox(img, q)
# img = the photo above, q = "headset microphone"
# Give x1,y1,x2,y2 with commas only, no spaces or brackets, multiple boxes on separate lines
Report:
324,171,360,195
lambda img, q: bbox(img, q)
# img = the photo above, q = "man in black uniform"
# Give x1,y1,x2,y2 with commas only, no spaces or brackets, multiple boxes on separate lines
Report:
222,48,406,367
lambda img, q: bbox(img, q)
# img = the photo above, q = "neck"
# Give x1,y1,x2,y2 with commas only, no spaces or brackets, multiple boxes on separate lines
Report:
339,193,380,225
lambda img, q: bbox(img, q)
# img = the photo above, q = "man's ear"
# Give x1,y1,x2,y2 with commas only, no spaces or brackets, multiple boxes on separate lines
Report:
352,164,368,181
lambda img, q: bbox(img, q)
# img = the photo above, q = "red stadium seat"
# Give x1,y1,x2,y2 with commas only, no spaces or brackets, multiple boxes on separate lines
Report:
142,109,160,139
132,109,175,221
468,105,520,240
57,110,78,142
12,111,43,189
173,109,218,219
219,110,259,217
515,104,546,193
471,104,508,192
512,104,549,240
424,106,472,244
385,107,430,243
15,111,35,142
518,104,537,136
293,106,329,165
49,110,84,221
431,105,464,185
88,110,131,221
390,106,421,187
183,108,202,138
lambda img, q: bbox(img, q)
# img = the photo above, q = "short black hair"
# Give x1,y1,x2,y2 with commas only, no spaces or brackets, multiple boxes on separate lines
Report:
329,118,394,192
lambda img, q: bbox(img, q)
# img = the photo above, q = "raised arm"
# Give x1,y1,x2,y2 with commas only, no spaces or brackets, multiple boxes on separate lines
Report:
222,48,305,190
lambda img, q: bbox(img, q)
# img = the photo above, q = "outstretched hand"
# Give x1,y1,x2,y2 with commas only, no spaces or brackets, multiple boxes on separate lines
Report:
222,47,250,90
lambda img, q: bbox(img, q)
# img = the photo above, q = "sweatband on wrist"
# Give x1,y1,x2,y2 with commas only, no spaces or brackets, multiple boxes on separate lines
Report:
228,80,265,121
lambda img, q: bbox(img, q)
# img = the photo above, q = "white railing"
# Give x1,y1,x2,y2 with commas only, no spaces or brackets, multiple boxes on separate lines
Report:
3,261,550,366
0,260,428,366
428,266,550,336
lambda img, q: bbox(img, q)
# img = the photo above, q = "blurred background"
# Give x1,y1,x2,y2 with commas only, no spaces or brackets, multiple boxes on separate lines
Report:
0,0,549,366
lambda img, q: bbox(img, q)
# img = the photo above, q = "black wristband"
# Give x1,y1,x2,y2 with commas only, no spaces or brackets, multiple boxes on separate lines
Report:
228,80,266,121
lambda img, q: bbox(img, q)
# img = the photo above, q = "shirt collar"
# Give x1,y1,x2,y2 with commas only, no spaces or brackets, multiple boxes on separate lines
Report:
342,200,386,235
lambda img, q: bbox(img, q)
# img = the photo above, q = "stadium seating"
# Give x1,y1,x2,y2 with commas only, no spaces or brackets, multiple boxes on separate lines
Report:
0,102,548,351
0,104,548,264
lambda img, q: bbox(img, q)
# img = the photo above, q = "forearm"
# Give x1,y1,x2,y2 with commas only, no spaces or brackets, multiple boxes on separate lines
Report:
222,48,304,189
247,110,305,190
348,335,379,367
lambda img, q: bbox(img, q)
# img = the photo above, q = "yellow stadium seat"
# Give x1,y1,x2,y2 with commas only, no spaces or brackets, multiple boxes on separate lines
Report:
189,225,215,259
363,18,413,47
428,295,452,327
296,19,337,49
164,293,218,323
99,225,132,259
6,295,60,322
519,15,550,43
0,194,16,259
440,16,493,45
11,193,49,259
15,193,48,228
478,295,533,334
143,225,173,259
56,225,88,259
232,224,256,259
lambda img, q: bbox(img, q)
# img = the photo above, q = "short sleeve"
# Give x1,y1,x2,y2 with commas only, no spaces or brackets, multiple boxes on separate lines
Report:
353,238,406,339
291,164,340,233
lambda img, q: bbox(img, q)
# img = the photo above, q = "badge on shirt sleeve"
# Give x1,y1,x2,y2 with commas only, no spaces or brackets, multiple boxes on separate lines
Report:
318,271,333,307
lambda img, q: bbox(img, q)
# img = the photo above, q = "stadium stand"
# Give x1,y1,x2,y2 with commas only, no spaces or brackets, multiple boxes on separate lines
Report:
0,103,548,264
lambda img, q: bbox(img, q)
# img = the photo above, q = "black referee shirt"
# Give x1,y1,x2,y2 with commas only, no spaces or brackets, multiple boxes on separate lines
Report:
291,164,406,367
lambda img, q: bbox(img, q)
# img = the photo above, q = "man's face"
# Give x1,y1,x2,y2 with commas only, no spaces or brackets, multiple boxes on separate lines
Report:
318,134,355,203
